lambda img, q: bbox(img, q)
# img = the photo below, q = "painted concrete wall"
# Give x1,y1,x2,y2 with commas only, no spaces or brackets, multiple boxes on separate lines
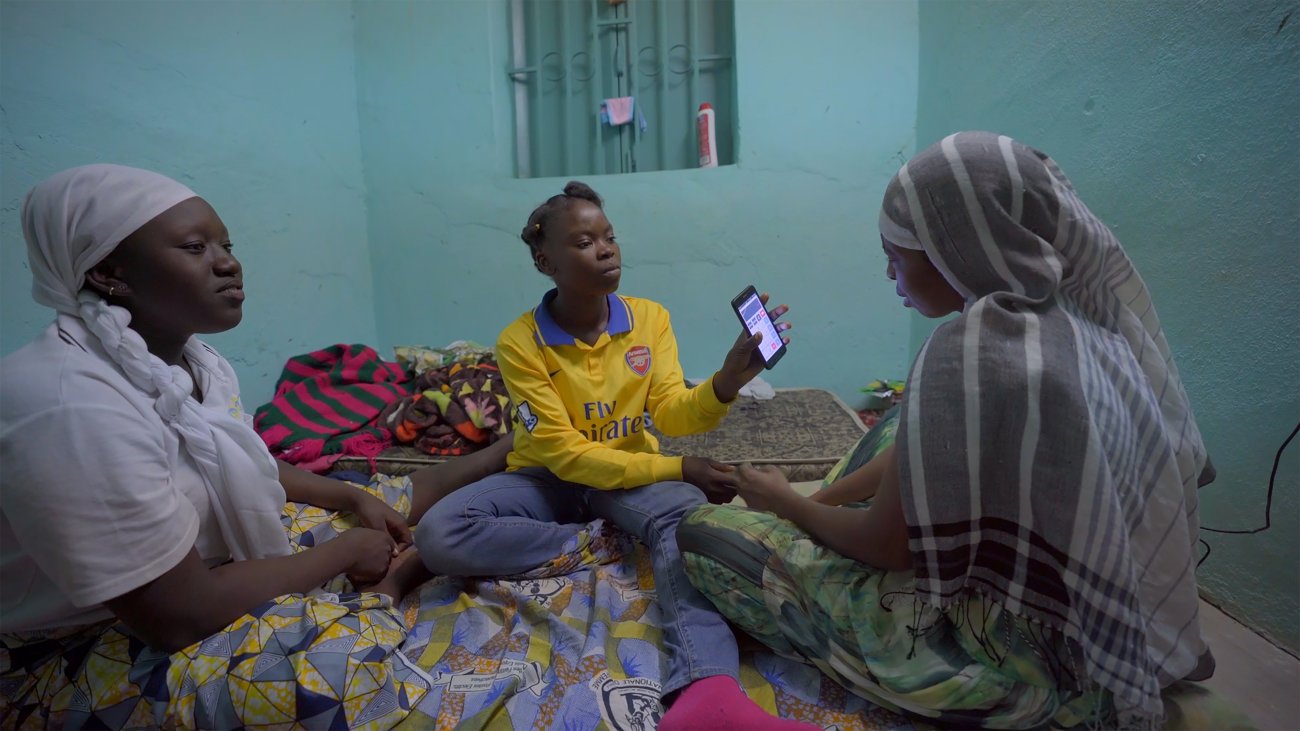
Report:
352,0,920,405
0,0,377,404
915,0,1300,650
7,0,1292,650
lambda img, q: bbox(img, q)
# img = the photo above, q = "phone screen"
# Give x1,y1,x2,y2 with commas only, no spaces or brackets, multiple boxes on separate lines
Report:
737,290,784,364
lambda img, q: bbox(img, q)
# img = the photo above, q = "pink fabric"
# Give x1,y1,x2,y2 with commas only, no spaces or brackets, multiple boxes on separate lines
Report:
603,97,634,125
659,676,818,731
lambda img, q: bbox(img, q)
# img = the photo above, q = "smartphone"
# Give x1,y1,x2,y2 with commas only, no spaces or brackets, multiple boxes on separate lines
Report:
731,285,787,369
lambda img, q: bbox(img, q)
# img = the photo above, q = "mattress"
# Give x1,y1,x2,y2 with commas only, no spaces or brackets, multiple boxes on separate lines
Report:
333,388,866,483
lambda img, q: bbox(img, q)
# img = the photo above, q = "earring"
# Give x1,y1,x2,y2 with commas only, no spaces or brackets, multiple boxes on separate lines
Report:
109,286,116,297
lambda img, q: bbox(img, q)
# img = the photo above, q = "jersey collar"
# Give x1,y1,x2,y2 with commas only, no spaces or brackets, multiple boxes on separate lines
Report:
533,289,633,346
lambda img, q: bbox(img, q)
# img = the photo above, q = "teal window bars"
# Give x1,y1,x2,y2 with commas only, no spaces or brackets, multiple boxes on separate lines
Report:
508,0,736,178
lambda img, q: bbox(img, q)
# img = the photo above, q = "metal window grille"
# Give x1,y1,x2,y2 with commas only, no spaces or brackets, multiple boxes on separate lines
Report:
508,0,736,178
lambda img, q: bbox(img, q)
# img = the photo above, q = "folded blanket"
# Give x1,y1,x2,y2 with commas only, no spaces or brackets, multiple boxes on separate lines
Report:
254,344,413,471
394,341,495,376
381,360,512,456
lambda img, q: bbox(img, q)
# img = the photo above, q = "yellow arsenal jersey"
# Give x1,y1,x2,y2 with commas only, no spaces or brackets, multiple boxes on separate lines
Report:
496,290,730,489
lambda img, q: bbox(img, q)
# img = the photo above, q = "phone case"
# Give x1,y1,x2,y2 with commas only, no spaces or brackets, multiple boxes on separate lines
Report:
731,285,786,369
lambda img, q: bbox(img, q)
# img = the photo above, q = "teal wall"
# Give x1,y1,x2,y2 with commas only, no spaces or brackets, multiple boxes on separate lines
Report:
352,0,919,403
0,0,378,403
916,0,1300,651
3,0,1294,649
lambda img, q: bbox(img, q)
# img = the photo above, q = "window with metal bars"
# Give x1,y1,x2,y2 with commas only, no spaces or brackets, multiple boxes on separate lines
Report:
508,0,736,178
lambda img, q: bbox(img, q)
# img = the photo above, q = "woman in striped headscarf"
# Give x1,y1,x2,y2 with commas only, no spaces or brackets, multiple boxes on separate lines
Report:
678,132,1217,729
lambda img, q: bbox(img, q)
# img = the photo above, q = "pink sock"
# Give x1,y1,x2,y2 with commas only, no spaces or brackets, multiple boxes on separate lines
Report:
658,675,820,731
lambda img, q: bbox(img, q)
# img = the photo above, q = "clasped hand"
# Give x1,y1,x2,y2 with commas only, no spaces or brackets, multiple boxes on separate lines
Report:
732,463,798,515
681,456,737,504
349,491,412,550
681,458,800,515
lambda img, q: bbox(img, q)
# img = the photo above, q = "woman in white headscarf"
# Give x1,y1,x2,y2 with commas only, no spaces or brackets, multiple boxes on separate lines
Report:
0,165,507,729
679,133,1220,729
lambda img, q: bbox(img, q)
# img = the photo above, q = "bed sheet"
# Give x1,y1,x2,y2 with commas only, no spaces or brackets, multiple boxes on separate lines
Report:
390,518,916,731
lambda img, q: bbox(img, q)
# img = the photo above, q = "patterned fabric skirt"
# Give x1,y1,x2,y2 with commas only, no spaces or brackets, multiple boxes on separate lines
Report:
0,475,432,730
678,503,1110,730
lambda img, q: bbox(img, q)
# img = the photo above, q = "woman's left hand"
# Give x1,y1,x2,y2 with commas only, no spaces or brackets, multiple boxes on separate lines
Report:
350,493,413,550
682,456,739,505
714,294,791,402
734,463,799,515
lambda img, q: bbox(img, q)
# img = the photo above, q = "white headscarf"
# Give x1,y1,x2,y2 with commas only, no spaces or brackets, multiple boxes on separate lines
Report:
22,164,291,561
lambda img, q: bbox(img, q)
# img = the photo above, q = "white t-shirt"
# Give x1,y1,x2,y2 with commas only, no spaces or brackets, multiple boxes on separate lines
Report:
0,316,244,632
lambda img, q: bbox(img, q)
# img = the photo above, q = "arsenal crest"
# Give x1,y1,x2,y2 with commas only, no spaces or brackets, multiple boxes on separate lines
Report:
624,345,652,377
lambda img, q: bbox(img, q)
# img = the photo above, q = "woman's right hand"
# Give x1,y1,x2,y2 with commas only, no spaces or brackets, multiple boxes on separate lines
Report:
682,456,738,504
105,530,397,654
338,527,398,585
713,294,791,402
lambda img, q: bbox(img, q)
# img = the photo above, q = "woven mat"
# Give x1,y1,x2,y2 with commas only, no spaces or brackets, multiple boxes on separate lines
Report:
332,388,866,482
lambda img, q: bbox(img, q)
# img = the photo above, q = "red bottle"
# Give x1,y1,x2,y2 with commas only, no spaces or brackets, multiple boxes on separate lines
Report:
697,103,718,168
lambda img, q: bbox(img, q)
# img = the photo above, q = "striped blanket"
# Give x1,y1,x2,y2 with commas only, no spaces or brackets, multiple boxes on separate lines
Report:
254,344,413,471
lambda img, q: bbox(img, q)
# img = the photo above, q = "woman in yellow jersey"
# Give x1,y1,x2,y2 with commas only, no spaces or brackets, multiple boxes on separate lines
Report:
415,182,814,731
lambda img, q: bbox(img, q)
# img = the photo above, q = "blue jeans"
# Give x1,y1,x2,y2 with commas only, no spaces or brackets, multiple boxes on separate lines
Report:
414,467,740,694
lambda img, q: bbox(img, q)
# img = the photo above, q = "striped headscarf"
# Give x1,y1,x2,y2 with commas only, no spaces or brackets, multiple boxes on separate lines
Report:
884,133,1212,723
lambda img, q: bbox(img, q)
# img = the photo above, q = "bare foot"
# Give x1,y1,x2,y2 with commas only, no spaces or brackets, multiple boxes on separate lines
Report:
1184,648,1216,681
356,546,433,601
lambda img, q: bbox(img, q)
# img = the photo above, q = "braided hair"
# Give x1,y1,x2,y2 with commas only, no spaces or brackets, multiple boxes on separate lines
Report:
520,181,603,274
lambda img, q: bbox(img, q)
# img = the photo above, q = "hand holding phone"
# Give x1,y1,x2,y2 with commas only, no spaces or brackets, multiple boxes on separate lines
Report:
730,285,788,369
713,287,791,403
